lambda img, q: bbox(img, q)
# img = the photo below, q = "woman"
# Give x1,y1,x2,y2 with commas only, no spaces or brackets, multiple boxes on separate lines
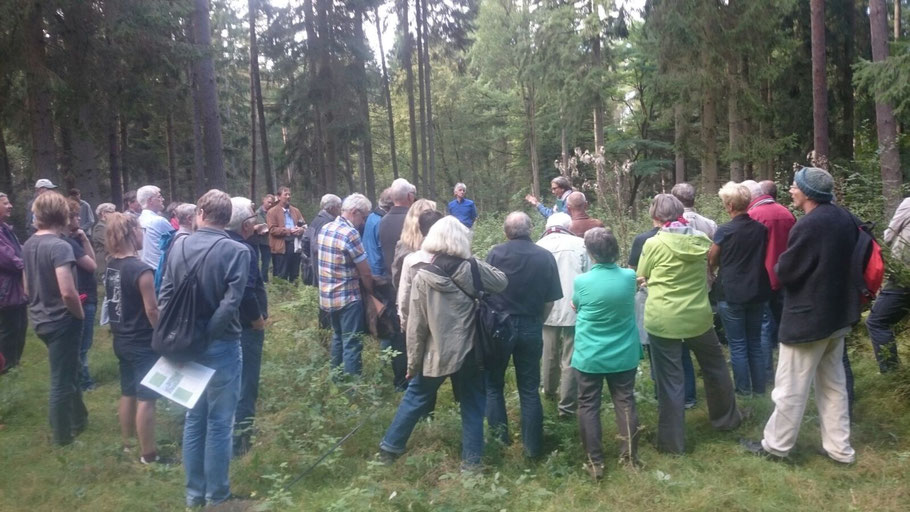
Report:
104,212,165,463
65,199,98,390
0,192,27,371
91,203,116,281
708,182,771,395
571,227,642,480
397,209,444,330
391,198,437,288
637,194,743,454
22,192,87,445
380,216,507,469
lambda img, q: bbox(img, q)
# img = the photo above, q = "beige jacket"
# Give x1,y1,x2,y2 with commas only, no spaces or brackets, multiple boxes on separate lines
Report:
406,258,507,377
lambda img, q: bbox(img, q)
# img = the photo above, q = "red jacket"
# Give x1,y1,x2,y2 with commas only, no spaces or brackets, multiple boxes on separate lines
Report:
748,196,795,291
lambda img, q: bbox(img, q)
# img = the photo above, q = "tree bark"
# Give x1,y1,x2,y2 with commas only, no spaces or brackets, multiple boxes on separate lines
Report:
249,43,258,200
354,8,377,201
108,114,123,209
592,24,606,207
120,118,130,192
189,63,206,197
191,0,227,190
727,57,744,182
315,0,336,192
870,0,902,216
415,0,428,190
674,103,686,184
525,85,540,201
375,6,399,179
560,125,568,174
249,0,274,196
838,0,855,160
24,0,57,182
810,0,830,166
71,106,100,204
420,0,435,198
166,112,178,202
400,0,420,191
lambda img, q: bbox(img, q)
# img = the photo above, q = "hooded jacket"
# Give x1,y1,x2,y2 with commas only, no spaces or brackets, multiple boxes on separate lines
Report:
406,256,507,377
637,227,713,339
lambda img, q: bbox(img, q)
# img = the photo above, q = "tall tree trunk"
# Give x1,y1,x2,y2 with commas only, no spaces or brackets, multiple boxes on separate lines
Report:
592,26,606,207
702,82,719,192
249,0,274,196
674,103,686,183
810,0,830,166
354,9,377,201
0,121,15,212
190,64,206,197
120,118,130,192
560,124,568,173
400,0,420,191
728,57,744,182
24,1,57,182
71,106,100,203
415,0,428,190
191,0,226,189
108,114,123,209
525,85,540,200
420,0,435,198
375,6,399,179
166,112,178,202
315,0,336,192
249,47,258,199
838,0,856,160
870,0,902,216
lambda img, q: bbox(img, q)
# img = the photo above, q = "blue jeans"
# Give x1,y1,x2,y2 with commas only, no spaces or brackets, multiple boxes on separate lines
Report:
329,301,365,376
760,292,783,382
485,316,544,458
36,317,88,445
381,353,485,465
235,329,264,440
184,340,242,507
718,301,767,394
79,303,96,389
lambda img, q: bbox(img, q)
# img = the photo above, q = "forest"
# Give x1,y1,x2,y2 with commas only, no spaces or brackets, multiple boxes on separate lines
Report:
0,0,907,227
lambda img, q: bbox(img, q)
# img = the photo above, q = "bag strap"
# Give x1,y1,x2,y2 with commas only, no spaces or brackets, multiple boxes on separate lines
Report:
431,258,483,301
181,235,227,280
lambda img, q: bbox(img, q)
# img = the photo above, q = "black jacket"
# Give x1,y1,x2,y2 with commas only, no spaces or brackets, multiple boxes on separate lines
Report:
775,203,861,344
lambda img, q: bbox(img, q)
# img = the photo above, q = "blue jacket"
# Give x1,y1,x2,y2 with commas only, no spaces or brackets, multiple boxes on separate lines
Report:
448,198,477,228
363,209,386,277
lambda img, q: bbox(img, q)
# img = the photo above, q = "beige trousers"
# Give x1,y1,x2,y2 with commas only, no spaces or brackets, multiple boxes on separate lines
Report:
541,325,577,415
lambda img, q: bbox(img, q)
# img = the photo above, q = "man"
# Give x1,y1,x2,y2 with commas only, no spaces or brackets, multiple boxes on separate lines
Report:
26,178,58,236
307,194,342,284
745,179,796,380
266,187,305,283
671,182,717,238
536,212,590,418
0,192,28,371
254,194,275,283
565,191,604,237
378,178,415,278
159,189,250,507
226,197,268,457
486,212,562,458
124,190,141,218
317,194,374,376
743,167,859,465
91,203,116,281
447,182,478,228
136,185,175,270
525,176,572,219
68,188,95,236
364,188,393,277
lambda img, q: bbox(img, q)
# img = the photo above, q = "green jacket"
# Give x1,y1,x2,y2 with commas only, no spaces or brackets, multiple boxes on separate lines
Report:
637,227,713,339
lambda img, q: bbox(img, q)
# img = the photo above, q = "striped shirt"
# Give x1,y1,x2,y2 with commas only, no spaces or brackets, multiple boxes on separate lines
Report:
317,216,367,311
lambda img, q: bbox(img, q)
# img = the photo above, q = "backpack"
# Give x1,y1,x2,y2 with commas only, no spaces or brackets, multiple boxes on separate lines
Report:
850,215,885,304
151,237,224,362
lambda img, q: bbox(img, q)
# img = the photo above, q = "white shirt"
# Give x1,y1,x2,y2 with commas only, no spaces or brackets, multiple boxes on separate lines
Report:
139,209,176,270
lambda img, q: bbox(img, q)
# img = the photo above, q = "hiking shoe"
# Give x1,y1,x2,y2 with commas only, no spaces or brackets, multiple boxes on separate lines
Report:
684,400,697,410
740,439,787,462
378,449,399,466
140,454,177,465
583,461,604,481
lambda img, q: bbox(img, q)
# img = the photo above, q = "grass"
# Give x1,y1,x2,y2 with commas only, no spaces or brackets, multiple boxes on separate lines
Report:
2,211,910,511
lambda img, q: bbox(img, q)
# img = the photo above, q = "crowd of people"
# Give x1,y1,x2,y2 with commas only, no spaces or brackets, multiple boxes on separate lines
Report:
0,166,904,506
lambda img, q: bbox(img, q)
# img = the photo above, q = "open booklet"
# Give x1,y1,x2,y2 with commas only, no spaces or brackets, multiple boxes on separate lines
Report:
141,357,215,409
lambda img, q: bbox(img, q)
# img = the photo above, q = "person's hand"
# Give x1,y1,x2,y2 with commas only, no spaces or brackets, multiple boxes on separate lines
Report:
636,276,647,287
251,317,266,330
524,194,539,207
254,223,268,235
75,229,88,241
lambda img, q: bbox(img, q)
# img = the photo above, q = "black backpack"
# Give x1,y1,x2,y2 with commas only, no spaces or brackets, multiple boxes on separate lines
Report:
151,238,224,362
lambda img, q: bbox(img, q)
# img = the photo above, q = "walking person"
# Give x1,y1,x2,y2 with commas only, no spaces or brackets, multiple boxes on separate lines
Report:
0,192,28,371
65,199,99,391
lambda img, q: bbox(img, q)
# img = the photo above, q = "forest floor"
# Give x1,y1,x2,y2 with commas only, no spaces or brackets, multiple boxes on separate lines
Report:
2,215,910,511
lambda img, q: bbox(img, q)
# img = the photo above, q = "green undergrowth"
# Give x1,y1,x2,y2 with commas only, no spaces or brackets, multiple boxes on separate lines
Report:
2,211,910,511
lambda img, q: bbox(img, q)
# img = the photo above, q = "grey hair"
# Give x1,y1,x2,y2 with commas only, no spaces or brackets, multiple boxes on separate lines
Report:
320,194,342,211
584,227,619,264
390,178,414,203
227,197,255,231
0,192,7,201
545,212,572,230
421,215,472,258
378,188,394,210
670,182,696,207
341,193,372,215
718,182,751,213
454,182,466,193
760,180,777,199
649,194,685,223
95,202,116,217
175,203,196,227
741,180,762,200
504,211,532,239
136,185,161,209
552,176,571,191
566,191,586,209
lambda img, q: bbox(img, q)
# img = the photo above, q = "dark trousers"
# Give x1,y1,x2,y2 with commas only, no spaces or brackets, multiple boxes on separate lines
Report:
865,287,908,372
36,317,88,445
258,244,271,283
234,328,264,455
575,368,639,465
649,329,742,454
273,241,301,283
380,330,408,391
0,304,28,370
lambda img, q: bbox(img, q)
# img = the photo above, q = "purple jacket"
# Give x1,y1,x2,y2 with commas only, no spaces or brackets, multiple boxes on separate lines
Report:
0,222,26,308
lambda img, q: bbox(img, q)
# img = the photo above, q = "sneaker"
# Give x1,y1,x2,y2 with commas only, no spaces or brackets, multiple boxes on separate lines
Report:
583,461,604,481
140,454,176,465
378,449,399,466
684,400,697,410
740,439,787,462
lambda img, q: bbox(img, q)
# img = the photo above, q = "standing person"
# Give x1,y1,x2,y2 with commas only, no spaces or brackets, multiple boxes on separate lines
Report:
708,183,771,396
317,194,374,377
742,167,859,464
536,212,590,418
226,197,268,457
379,178,416,278
565,192,605,237
266,186,305,283
637,194,743,454
137,185,175,270
572,228,642,480
307,194,342,285
485,212,563,458
91,203,117,281
379,216,507,469
525,176,572,219
123,190,141,218
447,183,478,228
159,189,250,507
391,199,437,287
164,202,182,231
103,213,165,463
68,188,95,236
254,194,275,283
64,199,99,391
0,192,28,371
22,192,88,446
397,210,445,331
671,182,717,237
26,178,58,236
364,189,393,278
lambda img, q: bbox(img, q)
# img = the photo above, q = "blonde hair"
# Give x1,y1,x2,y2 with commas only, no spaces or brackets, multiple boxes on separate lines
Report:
32,191,68,230
422,216,472,259
399,199,437,251
718,181,752,213
105,212,142,255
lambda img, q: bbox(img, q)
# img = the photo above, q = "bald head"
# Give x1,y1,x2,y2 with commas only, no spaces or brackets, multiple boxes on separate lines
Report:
566,191,587,212
504,211,532,239
759,180,777,200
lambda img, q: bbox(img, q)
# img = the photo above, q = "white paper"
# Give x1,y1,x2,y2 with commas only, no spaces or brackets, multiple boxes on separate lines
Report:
141,357,215,409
